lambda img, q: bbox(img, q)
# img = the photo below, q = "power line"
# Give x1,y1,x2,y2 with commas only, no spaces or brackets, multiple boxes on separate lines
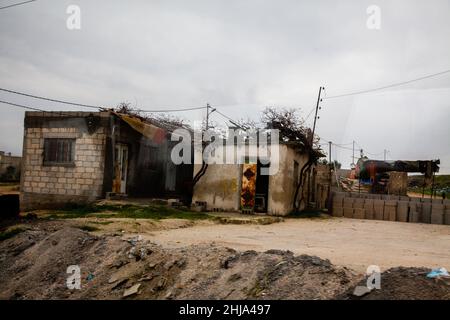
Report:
0,99,98,118
0,99,45,111
304,106,316,122
334,144,353,151
0,87,207,112
0,87,100,109
334,142,353,147
0,0,36,10
214,108,237,124
141,105,206,112
324,68,450,100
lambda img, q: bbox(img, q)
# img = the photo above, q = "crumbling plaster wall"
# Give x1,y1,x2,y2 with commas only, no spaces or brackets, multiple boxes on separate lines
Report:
192,144,310,215
267,145,309,215
192,163,241,211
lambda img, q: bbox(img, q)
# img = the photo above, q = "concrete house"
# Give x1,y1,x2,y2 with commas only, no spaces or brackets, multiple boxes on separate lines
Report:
0,151,22,181
191,137,327,216
20,111,193,210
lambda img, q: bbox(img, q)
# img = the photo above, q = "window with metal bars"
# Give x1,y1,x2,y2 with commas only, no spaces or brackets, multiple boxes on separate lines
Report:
43,138,75,166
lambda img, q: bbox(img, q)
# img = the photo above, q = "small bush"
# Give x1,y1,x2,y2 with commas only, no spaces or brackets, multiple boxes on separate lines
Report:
0,227,25,241
76,225,100,232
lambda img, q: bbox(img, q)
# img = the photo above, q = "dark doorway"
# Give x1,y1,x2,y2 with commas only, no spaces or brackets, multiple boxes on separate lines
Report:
255,160,270,213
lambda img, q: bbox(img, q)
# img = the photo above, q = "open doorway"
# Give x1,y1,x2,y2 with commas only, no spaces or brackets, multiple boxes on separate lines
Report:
255,160,270,213
113,143,129,194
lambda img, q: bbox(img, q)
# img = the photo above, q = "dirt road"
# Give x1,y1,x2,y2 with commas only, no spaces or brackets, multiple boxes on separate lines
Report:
145,217,450,273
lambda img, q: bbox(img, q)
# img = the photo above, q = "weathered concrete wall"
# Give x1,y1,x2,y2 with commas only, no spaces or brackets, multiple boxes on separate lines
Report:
267,145,309,215
313,164,330,210
331,191,450,226
192,144,310,216
20,112,109,210
192,163,241,211
0,151,22,181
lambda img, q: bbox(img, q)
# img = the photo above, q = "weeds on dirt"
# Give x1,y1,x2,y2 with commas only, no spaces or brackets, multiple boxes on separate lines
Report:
213,216,284,225
76,225,100,232
287,210,330,219
0,227,25,241
288,209,330,219
45,203,212,221
90,220,114,225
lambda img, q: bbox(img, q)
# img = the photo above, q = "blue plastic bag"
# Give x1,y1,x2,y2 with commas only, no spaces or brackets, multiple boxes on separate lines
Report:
427,267,449,278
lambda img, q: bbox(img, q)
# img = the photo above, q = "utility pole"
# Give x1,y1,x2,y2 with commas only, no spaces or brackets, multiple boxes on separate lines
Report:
328,141,332,164
311,86,324,145
193,103,215,187
352,140,355,167
206,103,210,131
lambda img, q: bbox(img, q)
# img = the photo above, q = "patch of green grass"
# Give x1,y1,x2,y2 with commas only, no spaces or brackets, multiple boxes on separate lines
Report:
288,209,328,219
0,227,25,241
90,220,114,225
46,203,212,221
76,225,100,232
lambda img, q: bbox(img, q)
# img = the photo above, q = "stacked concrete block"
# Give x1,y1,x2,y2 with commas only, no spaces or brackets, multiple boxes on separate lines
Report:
373,200,385,220
353,208,365,219
421,202,432,224
430,203,444,225
331,194,450,225
364,199,374,220
384,200,397,221
408,202,422,223
352,198,365,219
332,194,344,217
396,201,409,222
333,191,347,198
343,197,354,218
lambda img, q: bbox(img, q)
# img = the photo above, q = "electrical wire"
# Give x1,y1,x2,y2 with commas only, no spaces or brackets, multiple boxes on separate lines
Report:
140,105,206,112
213,108,237,123
0,87,100,109
324,68,450,100
0,99,45,111
304,106,316,122
0,0,36,10
0,87,208,113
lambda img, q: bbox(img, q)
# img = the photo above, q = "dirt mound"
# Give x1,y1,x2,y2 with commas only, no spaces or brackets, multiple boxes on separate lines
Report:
340,267,450,300
0,226,126,299
0,226,360,300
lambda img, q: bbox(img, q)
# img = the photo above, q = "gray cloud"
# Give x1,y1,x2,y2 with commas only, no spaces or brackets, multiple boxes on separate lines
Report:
1,0,449,172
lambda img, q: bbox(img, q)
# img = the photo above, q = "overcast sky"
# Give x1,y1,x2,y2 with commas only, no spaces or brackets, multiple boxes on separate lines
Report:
1,0,449,173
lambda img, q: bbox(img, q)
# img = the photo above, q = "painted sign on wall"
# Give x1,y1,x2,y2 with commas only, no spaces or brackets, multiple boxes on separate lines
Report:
241,163,257,209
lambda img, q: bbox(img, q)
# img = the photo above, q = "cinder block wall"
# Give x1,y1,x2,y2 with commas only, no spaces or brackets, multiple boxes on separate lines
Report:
331,191,450,226
20,112,108,210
